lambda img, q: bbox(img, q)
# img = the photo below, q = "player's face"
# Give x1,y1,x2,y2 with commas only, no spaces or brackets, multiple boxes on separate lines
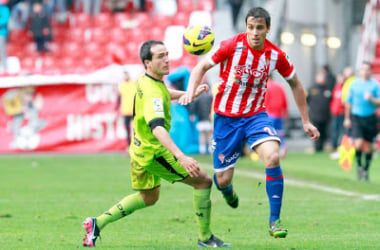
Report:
246,17,269,50
146,44,170,80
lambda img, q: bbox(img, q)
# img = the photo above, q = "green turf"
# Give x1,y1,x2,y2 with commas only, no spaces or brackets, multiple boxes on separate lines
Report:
1,152,379,249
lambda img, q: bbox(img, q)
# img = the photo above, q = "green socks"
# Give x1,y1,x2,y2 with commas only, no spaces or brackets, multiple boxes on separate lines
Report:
96,192,146,230
95,188,212,241
193,188,212,241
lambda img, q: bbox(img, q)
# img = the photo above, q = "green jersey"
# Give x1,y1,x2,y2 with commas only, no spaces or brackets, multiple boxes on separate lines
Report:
130,73,171,166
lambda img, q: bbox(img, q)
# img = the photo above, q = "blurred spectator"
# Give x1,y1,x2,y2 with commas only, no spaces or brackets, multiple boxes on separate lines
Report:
29,1,51,52
107,0,128,13
115,70,137,151
42,0,54,18
265,78,288,158
306,67,333,152
9,0,29,30
139,0,146,11
191,88,213,154
0,0,10,74
228,0,244,31
75,0,101,16
45,0,68,23
341,66,356,104
329,73,346,159
322,64,336,90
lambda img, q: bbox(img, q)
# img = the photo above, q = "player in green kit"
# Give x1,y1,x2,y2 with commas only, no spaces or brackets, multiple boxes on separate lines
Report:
82,40,231,248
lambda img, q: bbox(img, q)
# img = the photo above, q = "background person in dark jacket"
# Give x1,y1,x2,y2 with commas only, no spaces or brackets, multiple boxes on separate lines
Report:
307,67,333,152
29,1,51,52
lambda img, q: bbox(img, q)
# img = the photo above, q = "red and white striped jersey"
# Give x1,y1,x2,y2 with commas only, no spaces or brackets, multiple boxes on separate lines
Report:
209,33,295,117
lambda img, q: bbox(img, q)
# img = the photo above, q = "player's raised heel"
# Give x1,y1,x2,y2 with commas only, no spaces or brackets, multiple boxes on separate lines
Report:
224,192,239,209
197,234,232,248
83,217,100,247
269,219,288,238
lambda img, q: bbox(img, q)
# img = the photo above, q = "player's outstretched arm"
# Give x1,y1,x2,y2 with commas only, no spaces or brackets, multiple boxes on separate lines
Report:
287,74,320,141
168,88,186,100
179,59,213,105
169,83,209,102
152,126,200,177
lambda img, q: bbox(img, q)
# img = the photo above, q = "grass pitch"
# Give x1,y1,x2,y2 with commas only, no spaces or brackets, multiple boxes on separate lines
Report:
1,152,380,249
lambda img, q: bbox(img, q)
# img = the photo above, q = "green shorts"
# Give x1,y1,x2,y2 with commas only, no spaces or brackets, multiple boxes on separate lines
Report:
130,148,189,190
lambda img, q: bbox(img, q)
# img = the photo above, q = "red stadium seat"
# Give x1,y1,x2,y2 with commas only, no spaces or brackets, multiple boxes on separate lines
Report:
73,13,92,29
67,27,88,44
20,57,37,73
153,14,173,29
61,41,82,58
146,27,165,40
109,28,128,44
41,55,60,73
46,42,61,56
59,56,76,73
93,12,113,29
375,39,380,57
128,28,148,43
6,43,23,58
84,42,106,61
23,42,42,57
77,57,98,71
177,0,194,14
8,30,31,44
113,12,132,29
197,0,215,12
90,27,109,45
132,12,150,28
371,58,380,74
173,12,189,26
124,41,141,62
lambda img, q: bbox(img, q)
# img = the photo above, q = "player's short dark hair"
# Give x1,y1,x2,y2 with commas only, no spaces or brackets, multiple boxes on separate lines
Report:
140,40,164,68
245,7,271,28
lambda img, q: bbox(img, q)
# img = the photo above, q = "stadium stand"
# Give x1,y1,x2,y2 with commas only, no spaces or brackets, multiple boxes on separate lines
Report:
5,0,214,75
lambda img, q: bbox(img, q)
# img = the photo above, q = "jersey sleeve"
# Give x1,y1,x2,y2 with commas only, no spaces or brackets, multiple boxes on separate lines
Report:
208,37,233,66
142,85,165,125
276,51,295,80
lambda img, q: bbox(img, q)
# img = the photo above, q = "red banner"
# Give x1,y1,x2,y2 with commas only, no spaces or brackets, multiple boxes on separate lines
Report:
0,84,127,153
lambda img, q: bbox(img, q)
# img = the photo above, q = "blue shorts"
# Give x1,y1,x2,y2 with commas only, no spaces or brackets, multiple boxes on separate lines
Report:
212,112,280,172
267,116,284,132
268,116,286,146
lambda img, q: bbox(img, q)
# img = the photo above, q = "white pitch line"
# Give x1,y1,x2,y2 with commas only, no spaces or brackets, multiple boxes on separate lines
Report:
203,164,380,201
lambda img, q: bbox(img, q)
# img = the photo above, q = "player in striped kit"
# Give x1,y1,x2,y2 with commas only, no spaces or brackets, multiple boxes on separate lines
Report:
180,7,320,238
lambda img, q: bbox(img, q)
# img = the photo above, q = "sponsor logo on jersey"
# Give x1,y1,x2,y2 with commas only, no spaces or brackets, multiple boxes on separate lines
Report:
153,98,164,116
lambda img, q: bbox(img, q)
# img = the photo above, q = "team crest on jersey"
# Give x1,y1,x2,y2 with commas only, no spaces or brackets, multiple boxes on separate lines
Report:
218,153,225,163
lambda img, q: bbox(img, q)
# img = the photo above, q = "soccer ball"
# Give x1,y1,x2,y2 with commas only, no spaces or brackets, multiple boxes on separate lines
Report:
183,26,215,56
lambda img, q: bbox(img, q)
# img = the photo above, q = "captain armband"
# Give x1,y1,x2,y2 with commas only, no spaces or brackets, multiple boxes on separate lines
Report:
149,118,165,131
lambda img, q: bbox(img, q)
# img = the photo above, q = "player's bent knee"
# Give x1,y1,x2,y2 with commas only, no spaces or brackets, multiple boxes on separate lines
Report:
140,190,160,206
185,173,212,189
263,151,280,167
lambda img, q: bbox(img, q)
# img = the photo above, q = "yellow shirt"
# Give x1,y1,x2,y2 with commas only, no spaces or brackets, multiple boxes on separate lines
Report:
341,76,356,103
118,80,137,116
